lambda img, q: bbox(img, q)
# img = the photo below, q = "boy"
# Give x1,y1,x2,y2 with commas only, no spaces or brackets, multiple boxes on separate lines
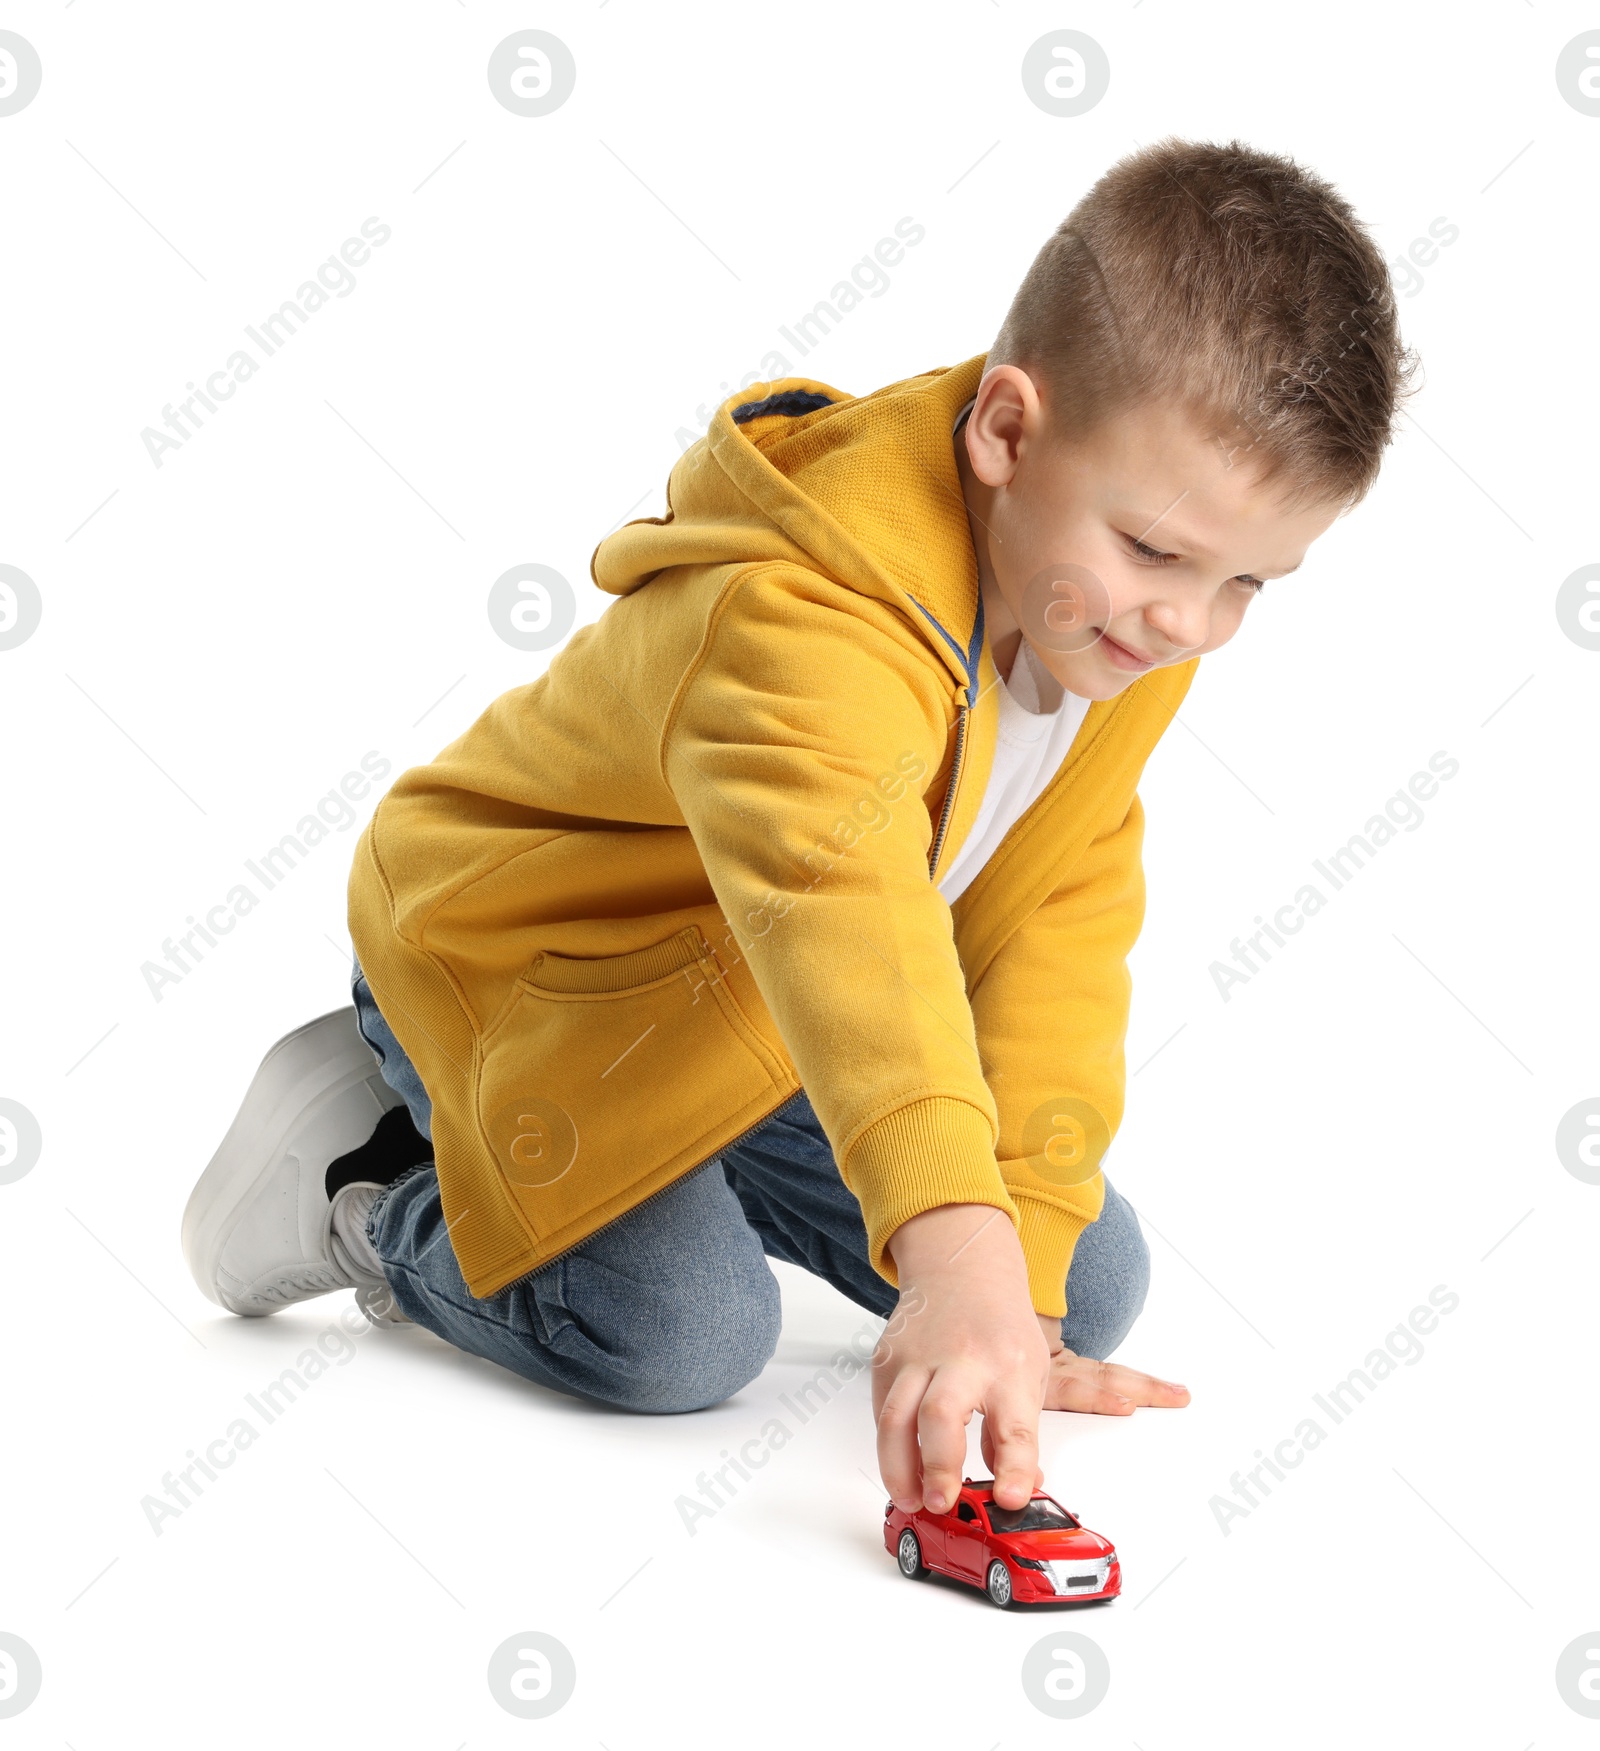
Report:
182,139,1412,1521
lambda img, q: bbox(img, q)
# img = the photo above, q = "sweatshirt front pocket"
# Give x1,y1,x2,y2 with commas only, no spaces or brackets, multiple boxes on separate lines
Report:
475,925,788,1246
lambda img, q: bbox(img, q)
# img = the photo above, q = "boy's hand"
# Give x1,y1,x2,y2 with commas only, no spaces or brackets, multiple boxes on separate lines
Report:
873,1204,1051,1516
1035,1315,1193,1415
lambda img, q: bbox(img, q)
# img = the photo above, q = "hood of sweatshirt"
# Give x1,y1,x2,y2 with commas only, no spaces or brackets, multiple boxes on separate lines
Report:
590,356,989,704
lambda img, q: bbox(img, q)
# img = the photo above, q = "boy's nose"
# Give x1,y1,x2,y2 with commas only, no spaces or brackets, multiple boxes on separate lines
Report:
1139,602,1206,656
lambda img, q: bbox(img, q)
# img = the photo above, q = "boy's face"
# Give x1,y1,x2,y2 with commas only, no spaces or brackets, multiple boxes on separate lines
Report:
956,367,1345,702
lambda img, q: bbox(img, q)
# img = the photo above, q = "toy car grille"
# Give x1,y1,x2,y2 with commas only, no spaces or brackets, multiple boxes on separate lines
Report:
1042,1557,1111,1593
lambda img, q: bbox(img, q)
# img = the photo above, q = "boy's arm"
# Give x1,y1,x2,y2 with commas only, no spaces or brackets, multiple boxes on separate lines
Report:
874,793,1192,1511
663,563,1018,1269
667,568,1187,1511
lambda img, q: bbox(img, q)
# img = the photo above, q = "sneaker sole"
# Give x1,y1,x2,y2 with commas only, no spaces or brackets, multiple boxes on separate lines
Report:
180,1007,403,1314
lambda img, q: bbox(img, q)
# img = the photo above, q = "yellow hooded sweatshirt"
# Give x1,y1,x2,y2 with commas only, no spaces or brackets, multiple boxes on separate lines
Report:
347,354,1199,1317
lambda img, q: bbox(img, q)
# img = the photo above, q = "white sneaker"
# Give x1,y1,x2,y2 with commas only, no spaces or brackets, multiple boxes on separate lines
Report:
181,1007,421,1320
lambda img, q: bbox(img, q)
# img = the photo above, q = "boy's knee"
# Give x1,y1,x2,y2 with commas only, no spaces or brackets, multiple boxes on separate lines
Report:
597,1258,783,1414
1061,1183,1150,1361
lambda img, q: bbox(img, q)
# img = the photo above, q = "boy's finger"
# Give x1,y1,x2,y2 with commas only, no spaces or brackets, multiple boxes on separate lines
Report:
983,1417,1046,1498
915,1374,977,1513
1046,1372,1135,1415
982,1384,1041,1510
870,1322,919,1421
876,1365,933,1510
1104,1364,1190,1406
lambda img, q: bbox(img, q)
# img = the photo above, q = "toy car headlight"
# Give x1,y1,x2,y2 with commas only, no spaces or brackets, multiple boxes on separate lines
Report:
1010,1555,1046,1570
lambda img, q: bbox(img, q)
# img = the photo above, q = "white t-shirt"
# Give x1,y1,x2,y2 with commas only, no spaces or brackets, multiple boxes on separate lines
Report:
937,634,1092,904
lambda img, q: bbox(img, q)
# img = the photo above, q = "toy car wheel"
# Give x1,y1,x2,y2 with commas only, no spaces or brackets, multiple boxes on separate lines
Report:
985,1561,1015,1608
896,1530,928,1579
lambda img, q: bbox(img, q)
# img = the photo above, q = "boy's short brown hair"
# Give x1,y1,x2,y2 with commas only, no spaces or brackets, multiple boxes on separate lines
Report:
990,137,1417,509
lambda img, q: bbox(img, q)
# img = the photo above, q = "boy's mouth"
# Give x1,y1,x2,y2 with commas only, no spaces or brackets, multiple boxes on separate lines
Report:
1094,628,1157,672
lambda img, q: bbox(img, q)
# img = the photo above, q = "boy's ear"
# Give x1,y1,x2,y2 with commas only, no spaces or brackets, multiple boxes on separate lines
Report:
965,365,1041,487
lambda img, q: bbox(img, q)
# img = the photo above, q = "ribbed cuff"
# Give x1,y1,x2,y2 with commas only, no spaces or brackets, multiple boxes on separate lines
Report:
841,1096,1015,1288
1012,1194,1094,1320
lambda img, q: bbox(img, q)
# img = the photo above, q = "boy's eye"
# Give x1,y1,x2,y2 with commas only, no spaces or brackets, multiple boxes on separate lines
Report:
1121,533,1175,564
1121,531,1266,592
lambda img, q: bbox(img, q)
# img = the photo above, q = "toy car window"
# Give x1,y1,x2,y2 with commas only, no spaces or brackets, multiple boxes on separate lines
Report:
956,1502,977,1522
984,1497,1081,1533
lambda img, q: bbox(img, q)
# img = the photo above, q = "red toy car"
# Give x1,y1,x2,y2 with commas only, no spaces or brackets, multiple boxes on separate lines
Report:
883,1478,1120,1608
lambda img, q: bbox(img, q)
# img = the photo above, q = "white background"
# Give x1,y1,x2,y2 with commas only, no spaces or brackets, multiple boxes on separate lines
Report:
2,1,1596,1743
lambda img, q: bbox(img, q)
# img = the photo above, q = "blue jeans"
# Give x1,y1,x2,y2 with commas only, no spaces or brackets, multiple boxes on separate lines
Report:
352,962,1150,1412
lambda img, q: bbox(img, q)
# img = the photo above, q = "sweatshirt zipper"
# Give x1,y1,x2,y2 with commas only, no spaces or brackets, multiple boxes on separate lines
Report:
927,699,970,879
485,1094,798,1293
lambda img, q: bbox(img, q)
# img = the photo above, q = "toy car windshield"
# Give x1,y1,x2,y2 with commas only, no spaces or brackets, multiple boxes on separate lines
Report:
985,1496,1081,1533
